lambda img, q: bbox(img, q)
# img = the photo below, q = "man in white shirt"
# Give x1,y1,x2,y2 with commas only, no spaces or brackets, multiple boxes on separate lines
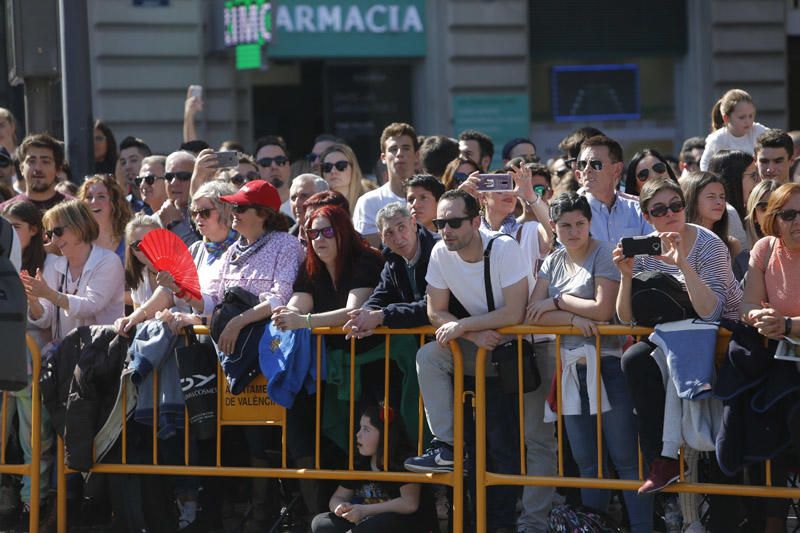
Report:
352,123,419,247
404,189,530,532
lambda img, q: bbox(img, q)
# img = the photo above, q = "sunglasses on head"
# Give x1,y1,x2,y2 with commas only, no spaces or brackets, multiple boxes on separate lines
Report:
257,156,289,168
129,239,142,251
648,200,685,218
636,162,667,181
432,216,472,230
576,159,604,172
190,207,216,219
45,226,65,240
307,226,335,240
229,171,260,186
135,174,165,187
321,161,350,173
778,209,800,222
165,171,192,183
232,204,254,214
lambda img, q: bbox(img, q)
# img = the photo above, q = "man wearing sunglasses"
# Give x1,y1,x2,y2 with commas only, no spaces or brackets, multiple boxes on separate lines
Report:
136,155,168,215
305,133,342,174
406,189,530,531
353,122,420,248
254,135,294,219
156,151,199,246
576,135,652,244
344,202,437,339
1,133,71,213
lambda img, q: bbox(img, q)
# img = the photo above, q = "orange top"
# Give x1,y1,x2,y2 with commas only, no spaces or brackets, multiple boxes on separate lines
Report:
751,236,800,318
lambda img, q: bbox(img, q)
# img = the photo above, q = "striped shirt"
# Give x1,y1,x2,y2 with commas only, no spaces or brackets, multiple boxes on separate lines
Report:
633,224,742,321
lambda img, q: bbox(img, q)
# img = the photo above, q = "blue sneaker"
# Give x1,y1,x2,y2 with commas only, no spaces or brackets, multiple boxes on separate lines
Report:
404,441,454,473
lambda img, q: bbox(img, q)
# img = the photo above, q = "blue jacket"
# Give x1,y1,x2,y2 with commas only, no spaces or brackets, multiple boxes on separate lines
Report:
362,224,436,329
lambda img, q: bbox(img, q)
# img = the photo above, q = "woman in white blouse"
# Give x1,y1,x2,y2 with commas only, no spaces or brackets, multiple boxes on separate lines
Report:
21,199,125,340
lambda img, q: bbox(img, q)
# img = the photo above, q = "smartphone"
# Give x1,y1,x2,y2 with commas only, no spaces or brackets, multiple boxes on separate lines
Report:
476,173,513,192
189,84,203,99
214,150,239,169
621,235,662,257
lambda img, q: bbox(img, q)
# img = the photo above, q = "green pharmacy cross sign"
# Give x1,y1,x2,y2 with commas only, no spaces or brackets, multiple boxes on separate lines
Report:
224,0,273,70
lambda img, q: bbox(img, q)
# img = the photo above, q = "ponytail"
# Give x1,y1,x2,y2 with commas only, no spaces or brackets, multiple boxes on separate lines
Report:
711,99,725,132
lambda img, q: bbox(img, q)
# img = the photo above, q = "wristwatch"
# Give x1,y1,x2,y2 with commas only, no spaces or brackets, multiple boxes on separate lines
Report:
785,317,793,336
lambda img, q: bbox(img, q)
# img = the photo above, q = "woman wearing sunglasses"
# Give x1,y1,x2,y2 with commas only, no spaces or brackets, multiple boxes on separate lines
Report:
21,199,125,344
319,143,365,214
741,183,800,533
441,156,480,191
612,176,742,493
78,174,132,265
624,148,678,196
744,179,781,249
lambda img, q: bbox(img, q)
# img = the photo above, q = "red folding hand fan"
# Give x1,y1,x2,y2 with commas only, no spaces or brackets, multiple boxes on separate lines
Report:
139,229,202,301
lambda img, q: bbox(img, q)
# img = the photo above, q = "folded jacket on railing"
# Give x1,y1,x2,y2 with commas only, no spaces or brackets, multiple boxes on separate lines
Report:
544,343,611,423
258,324,326,409
129,320,185,439
650,319,718,400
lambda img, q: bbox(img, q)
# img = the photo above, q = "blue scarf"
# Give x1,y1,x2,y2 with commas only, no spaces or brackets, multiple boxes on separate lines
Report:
481,213,520,236
203,230,238,263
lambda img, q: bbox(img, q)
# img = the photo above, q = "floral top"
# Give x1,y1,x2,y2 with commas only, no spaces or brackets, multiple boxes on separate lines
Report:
200,231,304,315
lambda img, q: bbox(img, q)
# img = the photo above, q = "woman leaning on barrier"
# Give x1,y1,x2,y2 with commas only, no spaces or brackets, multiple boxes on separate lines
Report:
741,182,800,533
613,177,742,487
526,192,653,533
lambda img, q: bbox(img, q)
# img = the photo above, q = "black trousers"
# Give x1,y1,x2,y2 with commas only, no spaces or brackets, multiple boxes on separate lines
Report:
620,340,663,466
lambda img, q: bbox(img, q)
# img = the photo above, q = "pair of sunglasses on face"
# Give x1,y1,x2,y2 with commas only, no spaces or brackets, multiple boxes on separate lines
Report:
307,226,335,240
164,172,192,183
229,171,260,186
45,226,65,240
321,161,350,173
135,174,166,187
648,200,685,218
636,162,667,181
432,216,472,230
257,156,289,168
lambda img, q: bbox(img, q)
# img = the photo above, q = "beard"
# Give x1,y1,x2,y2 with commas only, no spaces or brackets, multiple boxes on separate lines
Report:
29,179,54,193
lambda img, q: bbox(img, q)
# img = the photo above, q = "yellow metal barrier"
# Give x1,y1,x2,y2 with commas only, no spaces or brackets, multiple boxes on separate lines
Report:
472,325,800,533
56,326,464,532
0,335,42,531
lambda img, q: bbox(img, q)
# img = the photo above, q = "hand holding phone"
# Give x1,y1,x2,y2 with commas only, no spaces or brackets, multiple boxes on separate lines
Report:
621,235,662,257
476,173,514,192
214,151,239,169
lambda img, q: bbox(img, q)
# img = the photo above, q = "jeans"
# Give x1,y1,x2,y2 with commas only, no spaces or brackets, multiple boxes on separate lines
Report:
563,356,653,533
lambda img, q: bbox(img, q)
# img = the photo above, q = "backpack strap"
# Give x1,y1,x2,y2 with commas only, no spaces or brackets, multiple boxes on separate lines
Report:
483,234,510,313
0,217,11,259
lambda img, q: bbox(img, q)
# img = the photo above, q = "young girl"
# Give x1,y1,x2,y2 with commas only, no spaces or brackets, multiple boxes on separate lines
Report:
311,405,427,533
700,89,770,171
682,171,742,260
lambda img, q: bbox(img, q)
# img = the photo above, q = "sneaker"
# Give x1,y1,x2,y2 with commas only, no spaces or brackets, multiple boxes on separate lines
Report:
404,442,454,473
638,457,683,494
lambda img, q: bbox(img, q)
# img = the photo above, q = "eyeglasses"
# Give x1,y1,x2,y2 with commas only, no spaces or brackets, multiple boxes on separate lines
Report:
190,207,216,219
129,239,142,251
636,162,667,181
321,161,349,173
533,184,551,197
229,172,260,186
94,135,106,143
232,204,254,214
564,158,577,169
305,153,320,164
777,209,800,222
45,226,65,240
555,168,569,178
648,200,685,218
453,172,469,185
307,226,335,240
257,156,289,168
756,201,769,211
165,171,192,183
432,216,472,230
576,159,604,172
0,159,11,168
743,170,761,183
134,174,165,187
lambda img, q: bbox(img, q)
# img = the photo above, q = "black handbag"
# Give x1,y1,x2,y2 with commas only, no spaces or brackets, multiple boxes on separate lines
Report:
484,235,541,394
175,327,217,440
631,271,698,327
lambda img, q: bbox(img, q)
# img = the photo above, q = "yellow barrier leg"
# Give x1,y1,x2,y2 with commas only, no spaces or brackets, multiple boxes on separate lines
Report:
450,341,465,533
28,335,41,531
57,435,66,533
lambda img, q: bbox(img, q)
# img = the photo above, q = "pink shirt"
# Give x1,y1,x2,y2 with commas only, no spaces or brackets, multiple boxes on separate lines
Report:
751,236,800,318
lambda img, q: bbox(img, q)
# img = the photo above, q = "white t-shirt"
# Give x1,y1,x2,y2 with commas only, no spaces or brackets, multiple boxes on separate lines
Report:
482,221,545,291
352,182,406,236
700,122,769,171
426,231,528,316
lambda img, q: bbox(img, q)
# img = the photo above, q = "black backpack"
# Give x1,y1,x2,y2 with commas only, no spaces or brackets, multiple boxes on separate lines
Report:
631,271,698,327
0,216,27,391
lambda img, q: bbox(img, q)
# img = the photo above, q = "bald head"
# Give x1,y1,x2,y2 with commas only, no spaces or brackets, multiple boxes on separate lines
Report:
290,173,329,224
166,150,196,172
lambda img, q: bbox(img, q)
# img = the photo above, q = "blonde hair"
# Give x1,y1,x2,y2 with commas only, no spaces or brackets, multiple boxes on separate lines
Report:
711,89,754,131
744,179,780,245
192,180,237,230
319,144,364,214
43,199,99,244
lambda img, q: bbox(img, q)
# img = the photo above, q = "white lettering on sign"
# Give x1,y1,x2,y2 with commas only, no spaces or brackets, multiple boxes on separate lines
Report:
274,4,423,33
224,2,272,46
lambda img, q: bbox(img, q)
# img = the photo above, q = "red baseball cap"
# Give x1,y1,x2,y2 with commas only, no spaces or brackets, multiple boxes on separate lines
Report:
219,179,281,211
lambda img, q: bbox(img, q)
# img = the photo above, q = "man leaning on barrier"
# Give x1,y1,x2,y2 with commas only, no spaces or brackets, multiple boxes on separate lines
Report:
404,189,529,533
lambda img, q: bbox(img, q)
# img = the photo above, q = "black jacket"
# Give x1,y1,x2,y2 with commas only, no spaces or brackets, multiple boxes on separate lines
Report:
40,325,129,471
362,225,437,329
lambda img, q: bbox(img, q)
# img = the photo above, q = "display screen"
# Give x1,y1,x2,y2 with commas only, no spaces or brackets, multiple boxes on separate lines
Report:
551,64,640,122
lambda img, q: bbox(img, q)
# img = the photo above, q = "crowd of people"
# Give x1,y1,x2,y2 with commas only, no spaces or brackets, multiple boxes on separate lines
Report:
0,85,798,533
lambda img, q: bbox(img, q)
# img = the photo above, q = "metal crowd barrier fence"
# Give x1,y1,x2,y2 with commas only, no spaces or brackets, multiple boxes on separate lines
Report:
0,335,42,531
49,325,800,532
472,325,800,533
